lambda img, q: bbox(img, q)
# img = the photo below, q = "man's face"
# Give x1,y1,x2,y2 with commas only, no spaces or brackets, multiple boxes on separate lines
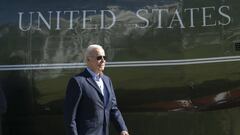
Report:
87,48,106,74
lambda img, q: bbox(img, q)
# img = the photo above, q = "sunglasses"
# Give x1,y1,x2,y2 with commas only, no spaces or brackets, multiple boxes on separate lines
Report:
96,56,107,60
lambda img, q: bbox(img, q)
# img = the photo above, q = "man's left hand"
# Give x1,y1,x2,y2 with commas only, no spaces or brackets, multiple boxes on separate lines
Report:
120,131,129,135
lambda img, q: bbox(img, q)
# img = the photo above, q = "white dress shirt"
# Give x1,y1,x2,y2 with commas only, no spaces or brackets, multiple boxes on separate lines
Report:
86,68,104,96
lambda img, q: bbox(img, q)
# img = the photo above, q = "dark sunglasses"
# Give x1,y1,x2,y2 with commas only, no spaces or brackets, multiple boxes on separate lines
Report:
96,56,107,60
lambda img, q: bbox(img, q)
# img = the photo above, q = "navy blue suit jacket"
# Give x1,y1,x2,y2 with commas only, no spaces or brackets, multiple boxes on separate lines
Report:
64,69,128,135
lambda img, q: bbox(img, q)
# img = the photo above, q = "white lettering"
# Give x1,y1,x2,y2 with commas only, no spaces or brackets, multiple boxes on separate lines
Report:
218,6,231,26
202,7,216,27
100,10,116,29
168,9,185,28
152,9,168,28
82,10,97,29
135,9,149,28
56,11,61,30
64,10,80,29
37,11,52,30
185,8,199,28
18,12,34,31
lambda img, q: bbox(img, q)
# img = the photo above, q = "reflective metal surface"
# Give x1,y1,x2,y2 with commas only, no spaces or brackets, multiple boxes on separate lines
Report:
1,0,240,135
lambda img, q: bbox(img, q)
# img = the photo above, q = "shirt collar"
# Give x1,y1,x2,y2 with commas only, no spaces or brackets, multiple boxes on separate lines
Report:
86,67,101,81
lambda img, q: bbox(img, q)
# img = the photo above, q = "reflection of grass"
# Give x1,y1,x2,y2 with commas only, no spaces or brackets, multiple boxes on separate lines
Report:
105,66,186,90
184,44,224,58
35,74,72,105
105,61,240,91
108,37,240,91
34,61,240,105
120,107,240,135
184,62,240,83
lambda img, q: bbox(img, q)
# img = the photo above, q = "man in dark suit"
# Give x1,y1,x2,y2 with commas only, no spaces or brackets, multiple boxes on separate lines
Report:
64,44,129,135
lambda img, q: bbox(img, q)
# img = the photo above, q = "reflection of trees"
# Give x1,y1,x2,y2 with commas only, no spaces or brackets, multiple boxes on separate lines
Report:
0,2,182,67
0,26,34,113
0,25,27,65
3,71,33,114
0,52,37,134
1,54,35,114
23,15,115,80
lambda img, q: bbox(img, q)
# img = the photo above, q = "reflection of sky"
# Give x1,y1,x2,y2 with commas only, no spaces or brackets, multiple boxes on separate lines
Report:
0,0,177,24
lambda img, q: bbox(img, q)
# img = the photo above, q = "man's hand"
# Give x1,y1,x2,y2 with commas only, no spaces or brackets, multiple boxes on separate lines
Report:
120,131,129,135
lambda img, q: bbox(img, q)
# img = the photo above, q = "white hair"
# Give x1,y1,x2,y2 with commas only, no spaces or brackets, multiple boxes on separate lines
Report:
84,44,104,62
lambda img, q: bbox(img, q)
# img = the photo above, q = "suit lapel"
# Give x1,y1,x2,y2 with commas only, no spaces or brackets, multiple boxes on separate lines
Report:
102,75,112,107
84,69,104,101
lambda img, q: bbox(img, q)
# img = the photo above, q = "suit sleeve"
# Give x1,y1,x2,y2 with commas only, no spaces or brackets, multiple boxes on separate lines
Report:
109,79,128,133
64,77,82,135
